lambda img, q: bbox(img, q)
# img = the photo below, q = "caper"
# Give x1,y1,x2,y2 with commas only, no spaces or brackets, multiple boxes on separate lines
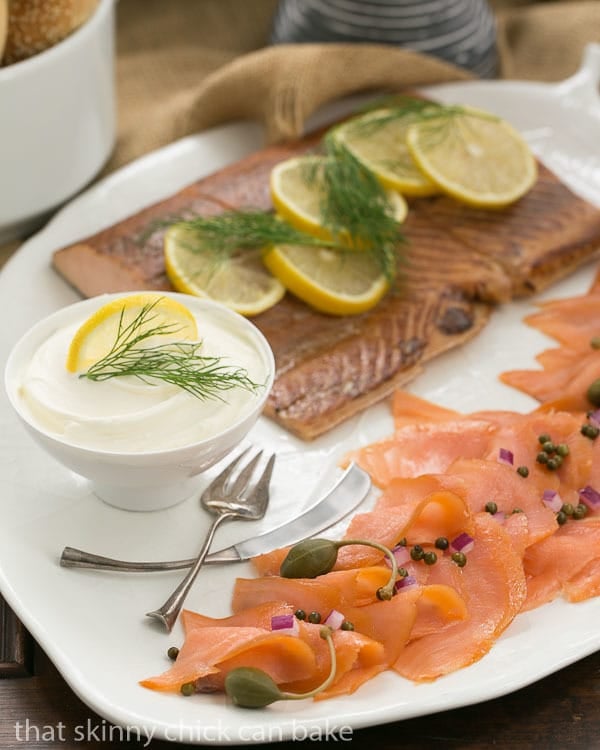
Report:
573,504,588,520
538,433,552,445
180,682,195,697
556,511,567,526
307,611,322,624
225,667,283,708
516,466,529,478
410,545,424,561
542,441,556,454
423,551,437,566
280,538,339,579
512,508,523,514
536,452,549,464
398,567,408,578
561,503,574,516
556,443,570,457
581,423,599,440
167,646,179,661
587,378,600,407
451,552,467,567
485,501,498,514
341,621,355,631
397,537,407,547
294,609,306,621
591,336,600,350
434,536,449,550
546,456,562,470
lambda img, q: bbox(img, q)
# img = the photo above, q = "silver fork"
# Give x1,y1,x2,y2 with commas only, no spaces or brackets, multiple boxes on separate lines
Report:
145,449,275,633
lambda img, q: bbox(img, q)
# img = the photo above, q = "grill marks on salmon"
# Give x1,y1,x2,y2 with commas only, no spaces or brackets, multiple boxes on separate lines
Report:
52,129,600,439
419,164,600,297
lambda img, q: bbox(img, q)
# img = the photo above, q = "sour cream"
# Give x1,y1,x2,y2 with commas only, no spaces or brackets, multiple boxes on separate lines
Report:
16,307,270,453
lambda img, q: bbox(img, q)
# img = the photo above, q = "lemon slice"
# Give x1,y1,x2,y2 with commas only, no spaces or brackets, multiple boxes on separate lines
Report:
66,293,197,373
332,111,438,197
164,225,285,317
270,155,408,240
263,244,388,316
406,108,537,208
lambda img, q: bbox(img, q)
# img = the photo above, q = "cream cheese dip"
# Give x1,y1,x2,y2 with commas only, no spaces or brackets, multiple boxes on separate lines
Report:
15,304,270,453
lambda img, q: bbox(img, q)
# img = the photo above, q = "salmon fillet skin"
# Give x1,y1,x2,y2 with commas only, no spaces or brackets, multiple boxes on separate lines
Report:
52,132,600,439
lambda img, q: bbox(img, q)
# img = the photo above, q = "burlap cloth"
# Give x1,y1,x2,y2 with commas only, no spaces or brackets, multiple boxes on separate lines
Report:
1,0,599,263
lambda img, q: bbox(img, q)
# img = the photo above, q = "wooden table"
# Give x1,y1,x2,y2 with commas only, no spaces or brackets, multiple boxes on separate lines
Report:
2,594,599,750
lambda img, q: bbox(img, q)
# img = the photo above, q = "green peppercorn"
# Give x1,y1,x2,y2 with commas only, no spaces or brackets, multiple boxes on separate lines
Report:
542,441,556,454
167,646,180,661
180,682,195,697
485,501,498,514
294,609,306,621
341,621,355,631
556,443,570,457
573,504,588,520
398,567,408,578
536,452,549,464
451,552,467,567
423,551,438,565
538,433,552,445
410,544,425,561
434,537,449,550
307,611,321,624
581,423,600,440
587,378,600,407
561,503,574,516
516,466,529,478
591,336,600,350
556,511,568,525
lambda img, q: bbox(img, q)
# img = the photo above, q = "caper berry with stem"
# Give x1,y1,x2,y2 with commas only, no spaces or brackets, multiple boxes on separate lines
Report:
225,627,337,708
280,537,399,602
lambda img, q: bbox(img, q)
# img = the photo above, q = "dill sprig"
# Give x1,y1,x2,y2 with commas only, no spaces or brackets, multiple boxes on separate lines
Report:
81,300,262,401
313,133,405,281
349,95,498,135
173,211,351,258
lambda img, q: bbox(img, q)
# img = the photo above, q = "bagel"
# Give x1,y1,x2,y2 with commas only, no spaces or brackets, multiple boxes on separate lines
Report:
3,0,99,64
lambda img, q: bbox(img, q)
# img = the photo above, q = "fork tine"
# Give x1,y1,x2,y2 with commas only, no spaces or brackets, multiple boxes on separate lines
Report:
202,446,251,499
245,453,276,513
227,450,264,498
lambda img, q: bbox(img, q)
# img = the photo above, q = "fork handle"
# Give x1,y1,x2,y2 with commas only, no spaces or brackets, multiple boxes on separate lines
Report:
59,546,240,571
145,512,234,632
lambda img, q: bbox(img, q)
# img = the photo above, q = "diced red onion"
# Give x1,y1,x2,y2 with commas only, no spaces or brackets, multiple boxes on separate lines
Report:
588,410,600,428
490,511,507,525
271,614,299,636
384,544,411,568
578,485,600,510
498,448,514,466
394,575,418,592
450,532,475,554
323,609,345,630
542,489,563,513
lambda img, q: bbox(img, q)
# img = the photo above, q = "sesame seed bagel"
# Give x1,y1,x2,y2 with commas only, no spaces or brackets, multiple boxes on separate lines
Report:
3,0,99,65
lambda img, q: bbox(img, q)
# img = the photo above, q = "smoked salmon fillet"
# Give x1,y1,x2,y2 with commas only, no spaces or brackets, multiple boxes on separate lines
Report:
51,125,600,439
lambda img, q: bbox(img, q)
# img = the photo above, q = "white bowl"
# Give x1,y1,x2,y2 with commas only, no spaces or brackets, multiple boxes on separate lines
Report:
0,0,116,243
4,293,275,512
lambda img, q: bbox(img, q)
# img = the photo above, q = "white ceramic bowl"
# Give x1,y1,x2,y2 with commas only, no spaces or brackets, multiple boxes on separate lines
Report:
0,0,116,243
4,293,275,512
